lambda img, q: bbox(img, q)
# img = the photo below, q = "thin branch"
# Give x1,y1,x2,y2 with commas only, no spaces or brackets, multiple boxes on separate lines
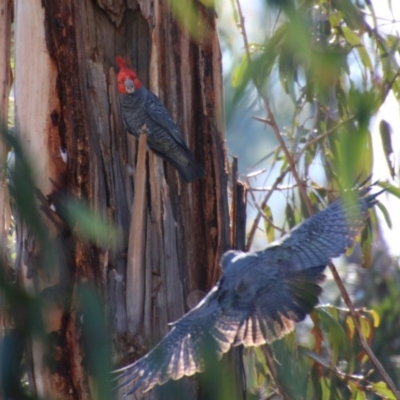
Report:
249,183,299,192
383,69,400,102
246,117,351,249
303,349,388,396
261,346,291,400
235,0,251,62
249,182,331,192
234,0,400,398
253,116,272,125
246,171,284,250
238,24,312,216
328,263,400,399
230,157,238,248
265,101,313,212
246,179,286,234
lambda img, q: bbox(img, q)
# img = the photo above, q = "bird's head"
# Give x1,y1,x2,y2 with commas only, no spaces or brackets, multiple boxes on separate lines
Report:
116,56,142,94
220,250,244,271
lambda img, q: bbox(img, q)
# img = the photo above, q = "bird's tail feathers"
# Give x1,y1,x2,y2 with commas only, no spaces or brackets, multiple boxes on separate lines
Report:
171,158,205,183
151,148,205,182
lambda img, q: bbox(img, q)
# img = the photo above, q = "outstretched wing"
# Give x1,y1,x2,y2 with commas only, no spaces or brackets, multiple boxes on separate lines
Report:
220,252,325,347
261,185,383,270
234,185,383,346
114,287,242,395
234,265,325,347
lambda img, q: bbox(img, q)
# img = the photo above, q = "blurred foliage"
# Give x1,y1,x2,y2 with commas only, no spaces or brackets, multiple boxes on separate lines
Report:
167,0,215,41
2,0,400,399
219,0,400,399
0,125,115,399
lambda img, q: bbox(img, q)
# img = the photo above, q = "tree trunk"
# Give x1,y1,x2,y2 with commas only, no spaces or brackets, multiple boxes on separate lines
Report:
0,0,12,397
0,0,12,256
13,0,243,399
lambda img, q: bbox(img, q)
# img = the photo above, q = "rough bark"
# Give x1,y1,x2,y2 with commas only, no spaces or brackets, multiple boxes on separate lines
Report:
0,0,12,255
0,0,13,396
13,0,240,399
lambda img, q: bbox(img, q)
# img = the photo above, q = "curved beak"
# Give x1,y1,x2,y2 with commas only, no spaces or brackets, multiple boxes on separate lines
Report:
124,78,135,94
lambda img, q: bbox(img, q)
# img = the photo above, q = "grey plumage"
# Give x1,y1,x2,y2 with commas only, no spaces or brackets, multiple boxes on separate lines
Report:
114,183,384,395
119,88,205,182
116,58,205,183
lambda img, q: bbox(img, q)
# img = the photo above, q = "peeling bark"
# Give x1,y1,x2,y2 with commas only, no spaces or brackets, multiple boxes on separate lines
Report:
0,0,12,250
13,0,240,398
0,0,13,397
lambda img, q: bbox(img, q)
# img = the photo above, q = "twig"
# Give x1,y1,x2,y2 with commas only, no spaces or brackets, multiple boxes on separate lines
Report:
249,182,329,192
234,0,400,398
246,179,285,234
261,346,291,400
126,126,148,336
235,11,312,216
328,263,400,398
246,171,284,251
246,117,350,249
235,0,251,62
303,348,387,396
230,156,238,248
249,184,298,192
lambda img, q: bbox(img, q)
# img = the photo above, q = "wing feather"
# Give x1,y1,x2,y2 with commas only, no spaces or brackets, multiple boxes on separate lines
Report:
144,91,189,150
261,186,381,270
114,287,242,395
234,265,325,347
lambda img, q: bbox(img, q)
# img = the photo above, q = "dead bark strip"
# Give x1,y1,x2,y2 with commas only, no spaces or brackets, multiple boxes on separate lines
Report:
126,131,147,335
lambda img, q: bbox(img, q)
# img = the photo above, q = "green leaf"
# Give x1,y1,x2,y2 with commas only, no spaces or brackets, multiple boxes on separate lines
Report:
232,55,248,88
63,198,122,247
329,11,343,28
278,42,296,99
167,0,209,41
365,309,380,328
369,382,397,400
320,377,333,400
392,79,400,102
199,0,214,6
356,46,372,71
303,349,332,371
376,201,392,229
258,22,288,81
360,221,372,268
229,0,239,24
333,120,373,191
359,315,372,341
349,382,366,400
253,347,269,376
379,120,395,178
378,182,400,199
339,0,365,31
346,315,355,340
314,306,347,364
262,204,275,243
78,284,112,400
386,34,400,54
285,203,296,229
341,26,361,47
